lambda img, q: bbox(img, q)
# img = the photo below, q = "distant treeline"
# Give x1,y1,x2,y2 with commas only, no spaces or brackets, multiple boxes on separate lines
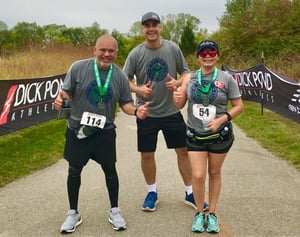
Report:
1,0,300,77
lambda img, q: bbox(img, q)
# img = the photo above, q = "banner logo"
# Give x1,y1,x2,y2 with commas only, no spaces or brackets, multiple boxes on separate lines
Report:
0,85,18,125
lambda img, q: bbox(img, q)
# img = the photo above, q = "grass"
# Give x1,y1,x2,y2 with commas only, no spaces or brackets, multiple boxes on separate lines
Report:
0,44,92,80
0,120,66,187
234,101,300,169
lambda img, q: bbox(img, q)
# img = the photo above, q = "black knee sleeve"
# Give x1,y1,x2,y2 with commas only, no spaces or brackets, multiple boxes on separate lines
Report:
68,165,83,177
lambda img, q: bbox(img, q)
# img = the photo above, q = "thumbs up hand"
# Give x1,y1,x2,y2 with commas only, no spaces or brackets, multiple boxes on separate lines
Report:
136,102,150,119
140,81,152,98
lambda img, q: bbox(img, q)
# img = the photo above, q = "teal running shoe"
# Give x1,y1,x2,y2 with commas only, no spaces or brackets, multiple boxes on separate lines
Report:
141,191,158,211
206,213,220,233
192,212,205,233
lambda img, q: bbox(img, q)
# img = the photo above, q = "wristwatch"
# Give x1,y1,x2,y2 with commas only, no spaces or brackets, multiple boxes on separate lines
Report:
225,112,232,121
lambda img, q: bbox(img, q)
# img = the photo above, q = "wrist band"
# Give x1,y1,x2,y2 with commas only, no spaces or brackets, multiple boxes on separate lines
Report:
225,112,232,121
134,108,138,117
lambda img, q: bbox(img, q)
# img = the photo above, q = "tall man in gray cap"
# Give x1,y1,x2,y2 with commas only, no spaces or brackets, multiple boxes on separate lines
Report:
123,11,209,212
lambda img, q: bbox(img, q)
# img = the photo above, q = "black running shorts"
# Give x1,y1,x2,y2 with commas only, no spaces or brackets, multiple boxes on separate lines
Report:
63,127,116,167
136,112,187,152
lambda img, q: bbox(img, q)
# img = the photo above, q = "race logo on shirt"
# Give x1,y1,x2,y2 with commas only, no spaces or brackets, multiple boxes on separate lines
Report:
191,81,218,104
147,58,168,82
86,80,112,106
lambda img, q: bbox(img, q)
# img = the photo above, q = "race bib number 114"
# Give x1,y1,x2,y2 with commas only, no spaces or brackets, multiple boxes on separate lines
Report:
80,112,106,129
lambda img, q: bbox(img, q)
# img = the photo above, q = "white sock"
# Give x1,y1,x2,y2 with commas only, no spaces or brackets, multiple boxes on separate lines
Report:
147,184,157,193
185,185,193,195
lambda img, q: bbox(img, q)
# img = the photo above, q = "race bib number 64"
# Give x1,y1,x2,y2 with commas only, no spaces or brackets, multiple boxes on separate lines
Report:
80,112,106,129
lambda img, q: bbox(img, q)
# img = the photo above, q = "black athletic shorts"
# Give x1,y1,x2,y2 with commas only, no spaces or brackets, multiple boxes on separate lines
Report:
136,112,187,152
63,127,116,167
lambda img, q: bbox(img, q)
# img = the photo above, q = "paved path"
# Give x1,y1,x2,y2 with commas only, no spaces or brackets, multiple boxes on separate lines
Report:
0,109,299,237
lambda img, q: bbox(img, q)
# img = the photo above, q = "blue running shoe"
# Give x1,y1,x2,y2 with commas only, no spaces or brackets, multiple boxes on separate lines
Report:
184,192,209,212
192,212,205,233
206,213,220,233
141,191,158,211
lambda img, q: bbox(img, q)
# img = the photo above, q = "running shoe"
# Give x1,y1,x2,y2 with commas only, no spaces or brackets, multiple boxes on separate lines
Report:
60,209,82,233
184,192,209,212
108,207,127,231
141,191,158,211
192,212,205,233
206,213,220,233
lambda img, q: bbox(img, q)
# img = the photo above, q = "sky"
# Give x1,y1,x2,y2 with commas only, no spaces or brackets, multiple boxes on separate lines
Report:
1,0,227,33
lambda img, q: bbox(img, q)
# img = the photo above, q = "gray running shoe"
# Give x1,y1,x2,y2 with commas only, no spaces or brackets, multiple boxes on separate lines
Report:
60,209,82,233
108,207,127,231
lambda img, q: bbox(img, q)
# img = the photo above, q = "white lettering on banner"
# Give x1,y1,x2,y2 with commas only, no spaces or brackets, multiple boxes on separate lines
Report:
289,89,300,114
252,71,272,90
28,108,32,117
14,78,63,107
45,79,61,99
237,70,273,91
236,70,274,102
260,91,275,103
10,103,55,121
288,104,300,114
238,71,254,87
224,65,299,123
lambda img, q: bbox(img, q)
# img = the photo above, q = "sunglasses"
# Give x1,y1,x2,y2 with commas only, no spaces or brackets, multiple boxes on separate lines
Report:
198,50,218,58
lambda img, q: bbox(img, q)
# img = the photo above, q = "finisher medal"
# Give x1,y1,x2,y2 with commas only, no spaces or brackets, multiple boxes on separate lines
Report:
197,68,218,107
98,98,105,109
202,96,210,107
93,59,113,110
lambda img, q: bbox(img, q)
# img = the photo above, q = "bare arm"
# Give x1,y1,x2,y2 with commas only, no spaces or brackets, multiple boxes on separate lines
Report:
207,98,244,132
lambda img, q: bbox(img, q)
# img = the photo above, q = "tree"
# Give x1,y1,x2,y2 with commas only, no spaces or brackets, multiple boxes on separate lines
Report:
218,0,300,58
61,27,86,46
42,24,68,46
179,22,197,56
0,29,13,54
161,13,200,44
128,21,142,37
83,22,107,47
111,29,130,66
0,21,8,31
127,13,202,45
11,22,44,50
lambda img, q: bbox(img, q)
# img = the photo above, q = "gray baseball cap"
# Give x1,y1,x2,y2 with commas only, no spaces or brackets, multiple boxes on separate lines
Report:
141,12,160,24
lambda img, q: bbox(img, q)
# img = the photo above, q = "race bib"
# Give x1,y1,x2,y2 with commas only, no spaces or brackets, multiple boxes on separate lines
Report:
192,104,216,121
80,112,106,129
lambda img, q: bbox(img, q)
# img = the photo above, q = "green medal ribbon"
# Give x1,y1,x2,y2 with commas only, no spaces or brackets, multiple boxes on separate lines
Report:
197,68,218,94
197,68,218,106
93,59,113,97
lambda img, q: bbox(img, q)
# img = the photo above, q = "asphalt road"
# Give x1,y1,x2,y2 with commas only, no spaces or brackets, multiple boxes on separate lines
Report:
0,109,299,237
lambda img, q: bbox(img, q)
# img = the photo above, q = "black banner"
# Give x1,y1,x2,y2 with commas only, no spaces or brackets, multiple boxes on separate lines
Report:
222,64,300,123
0,74,65,136
1,64,299,136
